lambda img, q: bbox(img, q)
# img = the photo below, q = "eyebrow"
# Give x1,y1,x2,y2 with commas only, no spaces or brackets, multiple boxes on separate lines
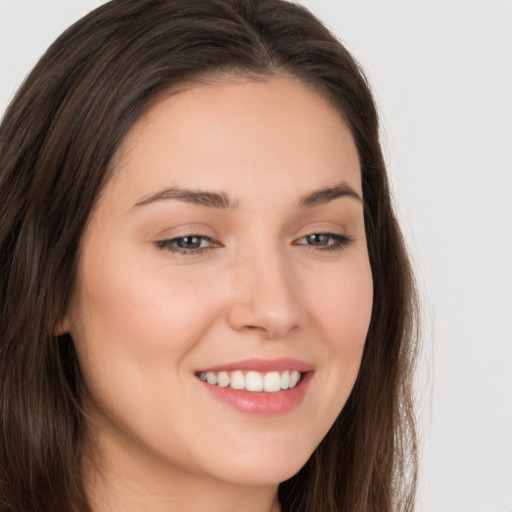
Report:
133,187,238,210
132,182,362,211
298,183,362,207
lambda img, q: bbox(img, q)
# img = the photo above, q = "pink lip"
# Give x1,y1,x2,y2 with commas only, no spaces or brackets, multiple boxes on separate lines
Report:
196,357,313,374
195,358,314,415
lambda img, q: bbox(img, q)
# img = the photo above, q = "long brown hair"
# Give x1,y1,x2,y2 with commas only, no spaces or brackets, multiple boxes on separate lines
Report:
0,1,419,510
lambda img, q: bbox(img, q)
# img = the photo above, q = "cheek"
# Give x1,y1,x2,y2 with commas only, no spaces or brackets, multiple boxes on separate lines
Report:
73,253,224,362
68,254,228,454
67,251,230,443
304,255,373,409
310,256,373,345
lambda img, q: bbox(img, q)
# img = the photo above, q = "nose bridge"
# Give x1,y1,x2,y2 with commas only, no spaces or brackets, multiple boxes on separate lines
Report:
227,240,305,337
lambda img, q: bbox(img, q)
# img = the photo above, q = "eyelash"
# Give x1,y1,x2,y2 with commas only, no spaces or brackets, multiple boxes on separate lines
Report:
294,233,354,251
155,233,353,256
155,235,218,255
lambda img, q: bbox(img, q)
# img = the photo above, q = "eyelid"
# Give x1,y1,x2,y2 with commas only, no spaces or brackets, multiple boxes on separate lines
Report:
152,222,218,239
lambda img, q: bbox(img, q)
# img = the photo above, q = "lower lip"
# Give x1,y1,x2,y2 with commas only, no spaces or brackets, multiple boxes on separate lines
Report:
198,372,313,415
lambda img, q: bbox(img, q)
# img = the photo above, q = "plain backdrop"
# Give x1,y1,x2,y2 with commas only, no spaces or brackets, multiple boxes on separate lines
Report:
1,1,511,511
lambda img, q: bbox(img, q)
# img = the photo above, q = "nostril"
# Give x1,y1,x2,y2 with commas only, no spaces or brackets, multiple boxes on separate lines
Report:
226,300,304,339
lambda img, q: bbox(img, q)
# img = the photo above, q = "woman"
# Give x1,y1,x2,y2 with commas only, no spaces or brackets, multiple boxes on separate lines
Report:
0,0,418,511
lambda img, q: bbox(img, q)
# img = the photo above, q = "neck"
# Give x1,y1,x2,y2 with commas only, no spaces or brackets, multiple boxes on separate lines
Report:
87,476,280,512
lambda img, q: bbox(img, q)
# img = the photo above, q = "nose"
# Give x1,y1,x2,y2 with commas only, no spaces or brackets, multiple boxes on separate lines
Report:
226,249,307,339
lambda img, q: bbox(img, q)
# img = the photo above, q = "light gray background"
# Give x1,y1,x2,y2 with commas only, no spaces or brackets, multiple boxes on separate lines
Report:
1,1,511,511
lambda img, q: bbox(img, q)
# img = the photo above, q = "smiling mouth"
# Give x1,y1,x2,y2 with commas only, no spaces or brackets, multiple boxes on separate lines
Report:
196,370,303,393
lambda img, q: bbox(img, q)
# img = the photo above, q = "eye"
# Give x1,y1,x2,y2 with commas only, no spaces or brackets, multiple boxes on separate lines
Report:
155,235,218,255
295,233,353,251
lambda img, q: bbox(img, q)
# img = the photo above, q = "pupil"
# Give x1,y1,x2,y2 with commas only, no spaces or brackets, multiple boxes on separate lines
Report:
178,236,201,249
308,234,329,246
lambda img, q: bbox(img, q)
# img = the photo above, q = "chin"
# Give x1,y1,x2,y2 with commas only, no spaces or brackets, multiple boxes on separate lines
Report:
201,444,314,487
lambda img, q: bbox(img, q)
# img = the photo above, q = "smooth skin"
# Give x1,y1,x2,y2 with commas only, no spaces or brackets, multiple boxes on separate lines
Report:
61,76,373,512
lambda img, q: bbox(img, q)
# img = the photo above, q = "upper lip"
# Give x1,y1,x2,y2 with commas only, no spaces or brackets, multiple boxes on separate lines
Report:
196,357,313,374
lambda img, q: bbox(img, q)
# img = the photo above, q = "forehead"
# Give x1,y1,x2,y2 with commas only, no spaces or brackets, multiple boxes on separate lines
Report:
106,77,361,208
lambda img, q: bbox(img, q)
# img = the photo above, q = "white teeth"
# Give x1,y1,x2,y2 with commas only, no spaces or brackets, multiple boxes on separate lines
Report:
263,371,281,392
289,370,300,388
281,370,290,390
206,372,218,385
230,370,245,390
245,371,263,392
198,369,303,392
217,371,230,388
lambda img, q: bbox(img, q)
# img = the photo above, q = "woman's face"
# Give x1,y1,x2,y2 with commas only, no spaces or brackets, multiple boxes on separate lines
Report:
64,77,373,489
